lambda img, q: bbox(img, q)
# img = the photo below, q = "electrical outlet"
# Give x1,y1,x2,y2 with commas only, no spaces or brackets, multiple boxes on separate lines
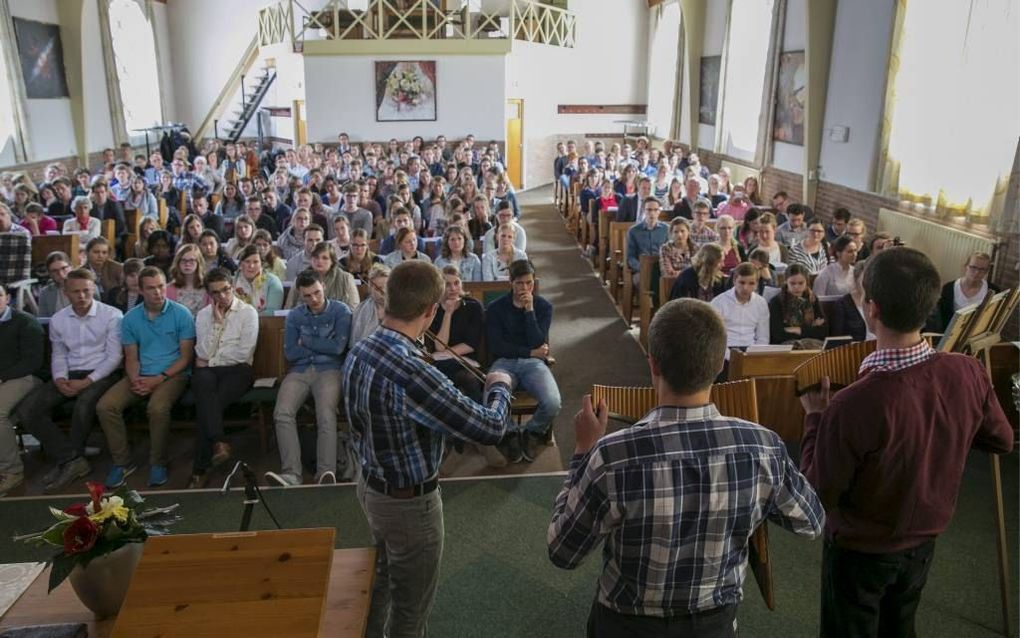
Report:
829,126,850,143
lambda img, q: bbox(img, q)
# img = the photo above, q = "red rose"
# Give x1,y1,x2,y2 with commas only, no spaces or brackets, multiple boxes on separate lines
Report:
63,503,88,517
86,481,105,513
63,516,100,555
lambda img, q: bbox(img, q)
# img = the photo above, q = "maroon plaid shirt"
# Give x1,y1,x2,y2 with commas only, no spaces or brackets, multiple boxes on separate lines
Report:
858,340,936,375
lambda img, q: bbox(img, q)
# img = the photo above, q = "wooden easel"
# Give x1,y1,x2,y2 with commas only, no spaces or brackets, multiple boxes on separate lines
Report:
960,287,1020,637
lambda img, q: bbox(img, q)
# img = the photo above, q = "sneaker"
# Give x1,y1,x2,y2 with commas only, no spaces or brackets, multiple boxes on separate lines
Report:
186,473,209,489
497,432,524,464
317,471,336,485
104,464,137,489
211,442,232,468
264,471,301,487
44,457,92,494
0,473,24,497
521,431,552,463
148,465,169,487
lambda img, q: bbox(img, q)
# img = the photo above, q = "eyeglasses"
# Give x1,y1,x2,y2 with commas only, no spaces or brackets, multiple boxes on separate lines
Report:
967,264,989,272
180,258,198,265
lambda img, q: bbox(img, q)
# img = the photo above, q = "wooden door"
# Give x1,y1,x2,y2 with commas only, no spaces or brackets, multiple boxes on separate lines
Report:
506,98,523,189
293,99,307,146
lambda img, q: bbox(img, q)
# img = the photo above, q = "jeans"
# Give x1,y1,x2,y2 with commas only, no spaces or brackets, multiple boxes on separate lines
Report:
191,364,254,472
272,366,341,481
16,372,121,467
0,375,41,475
356,474,444,638
96,375,189,466
821,539,936,638
587,600,738,638
489,357,561,434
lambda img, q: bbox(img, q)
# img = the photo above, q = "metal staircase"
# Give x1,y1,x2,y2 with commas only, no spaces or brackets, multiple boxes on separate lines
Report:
218,67,276,143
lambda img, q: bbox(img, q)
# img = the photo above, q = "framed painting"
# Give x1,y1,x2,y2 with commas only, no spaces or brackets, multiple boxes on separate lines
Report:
773,50,806,145
375,61,437,122
13,18,69,99
698,56,721,125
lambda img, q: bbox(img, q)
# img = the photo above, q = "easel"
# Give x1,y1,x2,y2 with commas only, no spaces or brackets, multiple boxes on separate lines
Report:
947,287,1020,637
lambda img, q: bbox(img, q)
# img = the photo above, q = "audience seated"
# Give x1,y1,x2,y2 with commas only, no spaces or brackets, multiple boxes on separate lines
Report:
188,268,259,489
337,182,374,236
825,206,851,244
350,264,389,344
768,263,828,344
616,176,652,224
716,184,752,221
21,202,57,236
286,241,359,310
165,243,209,316
787,219,831,274
482,224,528,282
0,283,44,496
433,226,481,282
192,196,224,241
748,212,789,269
224,214,256,260
15,269,122,493
234,244,284,316
328,216,352,261
486,260,561,463
659,217,696,279
710,262,770,355
268,270,352,487
383,227,431,269
776,203,809,247
197,230,237,276
252,229,287,279
670,176,704,220
813,235,857,297
142,229,175,276
670,243,729,302
626,197,669,285
714,214,743,275
84,237,123,296
276,207,311,260
103,258,144,313
688,199,719,248
63,195,103,250
936,251,997,331
96,266,195,488
829,264,873,341
284,222,324,280
480,202,527,254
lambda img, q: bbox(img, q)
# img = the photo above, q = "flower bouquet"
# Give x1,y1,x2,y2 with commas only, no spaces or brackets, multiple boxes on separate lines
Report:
385,67,425,111
16,481,179,593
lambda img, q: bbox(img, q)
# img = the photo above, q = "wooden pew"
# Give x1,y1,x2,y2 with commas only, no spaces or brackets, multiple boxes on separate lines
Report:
31,234,78,268
607,221,629,310
728,348,821,441
637,255,658,351
597,208,615,281
101,219,116,246
124,209,141,259
240,315,288,452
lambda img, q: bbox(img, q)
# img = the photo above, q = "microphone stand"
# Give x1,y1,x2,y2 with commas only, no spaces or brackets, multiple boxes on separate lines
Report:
221,461,283,532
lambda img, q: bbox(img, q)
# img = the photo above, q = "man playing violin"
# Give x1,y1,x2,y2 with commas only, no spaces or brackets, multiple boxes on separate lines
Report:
342,260,514,638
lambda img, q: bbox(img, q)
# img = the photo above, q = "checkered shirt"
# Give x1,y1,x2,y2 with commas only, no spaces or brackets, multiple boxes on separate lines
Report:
858,339,936,375
0,232,32,285
548,405,824,616
342,327,513,488
690,225,720,248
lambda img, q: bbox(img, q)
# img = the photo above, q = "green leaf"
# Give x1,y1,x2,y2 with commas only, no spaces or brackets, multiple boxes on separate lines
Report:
48,553,76,593
48,506,75,521
41,521,69,547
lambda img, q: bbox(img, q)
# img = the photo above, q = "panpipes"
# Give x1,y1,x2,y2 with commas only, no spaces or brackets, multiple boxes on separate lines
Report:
793,340,877,396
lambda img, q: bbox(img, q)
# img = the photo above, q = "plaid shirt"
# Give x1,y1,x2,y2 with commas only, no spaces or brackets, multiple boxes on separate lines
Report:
0,232,32,284
548,404,824,616
690,224,720,248
859,339,936,375
342,327,512,488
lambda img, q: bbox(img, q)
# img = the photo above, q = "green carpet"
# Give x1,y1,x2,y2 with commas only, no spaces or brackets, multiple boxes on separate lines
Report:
1,449,1016,637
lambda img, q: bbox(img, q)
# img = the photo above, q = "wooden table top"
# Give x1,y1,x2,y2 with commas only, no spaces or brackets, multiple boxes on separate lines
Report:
0,546,375,638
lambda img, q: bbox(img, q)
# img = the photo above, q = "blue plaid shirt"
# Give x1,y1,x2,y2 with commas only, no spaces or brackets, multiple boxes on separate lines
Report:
548,404,824,616
342,327,513,488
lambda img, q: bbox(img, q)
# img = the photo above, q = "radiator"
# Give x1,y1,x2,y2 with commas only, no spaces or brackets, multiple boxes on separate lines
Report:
876,208,999,282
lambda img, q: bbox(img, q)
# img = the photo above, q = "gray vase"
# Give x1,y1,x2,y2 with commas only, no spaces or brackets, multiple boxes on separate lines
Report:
67,541,144,618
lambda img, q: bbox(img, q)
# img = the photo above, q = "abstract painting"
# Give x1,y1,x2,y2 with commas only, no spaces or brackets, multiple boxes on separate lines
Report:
698,56,721,125
773,51,806,145
375,61,437,122
13,18,69,99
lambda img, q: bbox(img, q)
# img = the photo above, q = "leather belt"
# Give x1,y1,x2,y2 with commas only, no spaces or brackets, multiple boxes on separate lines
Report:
362,469,439,500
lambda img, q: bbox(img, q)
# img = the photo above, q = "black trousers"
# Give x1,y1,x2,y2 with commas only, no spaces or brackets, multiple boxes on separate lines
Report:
821,539,936,638
15,371,121,466
434,359,482,404
191,364,254,472
586,600,737,638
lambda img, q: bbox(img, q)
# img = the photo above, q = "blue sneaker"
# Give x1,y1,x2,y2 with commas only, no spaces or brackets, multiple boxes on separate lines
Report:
104,464,137,489
148,465,169,487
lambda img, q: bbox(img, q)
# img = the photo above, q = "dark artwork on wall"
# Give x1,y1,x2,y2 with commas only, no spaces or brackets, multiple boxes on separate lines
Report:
375,61,437,122
13,18,69,99
773,51,806,145
698,56,721,125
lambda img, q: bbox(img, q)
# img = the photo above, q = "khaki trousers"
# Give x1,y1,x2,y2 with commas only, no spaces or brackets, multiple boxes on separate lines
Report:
96,376,188,466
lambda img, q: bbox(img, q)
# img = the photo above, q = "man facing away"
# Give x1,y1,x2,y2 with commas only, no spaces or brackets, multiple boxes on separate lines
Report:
800,247,1013,637
342,261,514,637
548,298,824,637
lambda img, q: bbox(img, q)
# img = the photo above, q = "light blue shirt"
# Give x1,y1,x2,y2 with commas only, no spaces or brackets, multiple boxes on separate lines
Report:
121,299,196,376
626,221,670,272
433,253,482,282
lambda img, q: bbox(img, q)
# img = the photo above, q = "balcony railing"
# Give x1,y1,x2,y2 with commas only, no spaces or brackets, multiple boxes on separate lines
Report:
258,0,576,49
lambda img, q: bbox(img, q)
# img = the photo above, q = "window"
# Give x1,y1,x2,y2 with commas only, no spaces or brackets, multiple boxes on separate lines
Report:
646,3,681,139
717,0,776,162
108,0,162,134
0,31,16,165
880,0,1019,221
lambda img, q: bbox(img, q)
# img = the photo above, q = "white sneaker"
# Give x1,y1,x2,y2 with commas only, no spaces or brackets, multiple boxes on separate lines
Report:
317,471,336,485
264,471,300,487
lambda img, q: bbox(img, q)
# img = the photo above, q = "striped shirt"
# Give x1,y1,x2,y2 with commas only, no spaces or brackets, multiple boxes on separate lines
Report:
787,243,831,275
859,339,936,375
342,327,512,488
548,404,824,616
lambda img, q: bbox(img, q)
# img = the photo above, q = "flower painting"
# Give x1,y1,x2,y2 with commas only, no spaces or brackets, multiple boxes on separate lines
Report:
375,61,437,122
773,51,806,145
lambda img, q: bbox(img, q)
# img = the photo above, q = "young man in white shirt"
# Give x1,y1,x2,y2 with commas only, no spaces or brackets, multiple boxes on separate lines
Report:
710,262,770,354
188,269,259,488
16,269,123,492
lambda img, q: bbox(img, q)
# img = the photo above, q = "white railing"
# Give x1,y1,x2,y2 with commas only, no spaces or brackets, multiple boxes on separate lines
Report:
257,0,575,48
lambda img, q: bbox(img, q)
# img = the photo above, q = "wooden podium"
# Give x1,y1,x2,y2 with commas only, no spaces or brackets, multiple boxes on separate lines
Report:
0,530,375,638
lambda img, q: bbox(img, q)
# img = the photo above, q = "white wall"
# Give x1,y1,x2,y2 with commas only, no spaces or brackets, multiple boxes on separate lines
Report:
645,3,680,139
151,2,177,125
81,0,114,153
304,54,506,143
817,0,895,190
693,0,728,149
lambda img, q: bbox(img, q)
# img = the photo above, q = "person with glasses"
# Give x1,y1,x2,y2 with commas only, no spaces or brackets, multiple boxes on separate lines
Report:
935,251,998,331
38,252,79,318
713,214,744,276
788,220,831,275
339,229,382,280
844,218,867,259
166,244,209,317
689,200,720,248
187,268,259,489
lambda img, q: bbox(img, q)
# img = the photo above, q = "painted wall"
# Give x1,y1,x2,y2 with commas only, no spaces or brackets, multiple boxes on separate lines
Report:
304,54,506,144
151,1,176,125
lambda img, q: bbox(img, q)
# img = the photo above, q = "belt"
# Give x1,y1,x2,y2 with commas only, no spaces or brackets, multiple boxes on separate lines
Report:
361,468,439,500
